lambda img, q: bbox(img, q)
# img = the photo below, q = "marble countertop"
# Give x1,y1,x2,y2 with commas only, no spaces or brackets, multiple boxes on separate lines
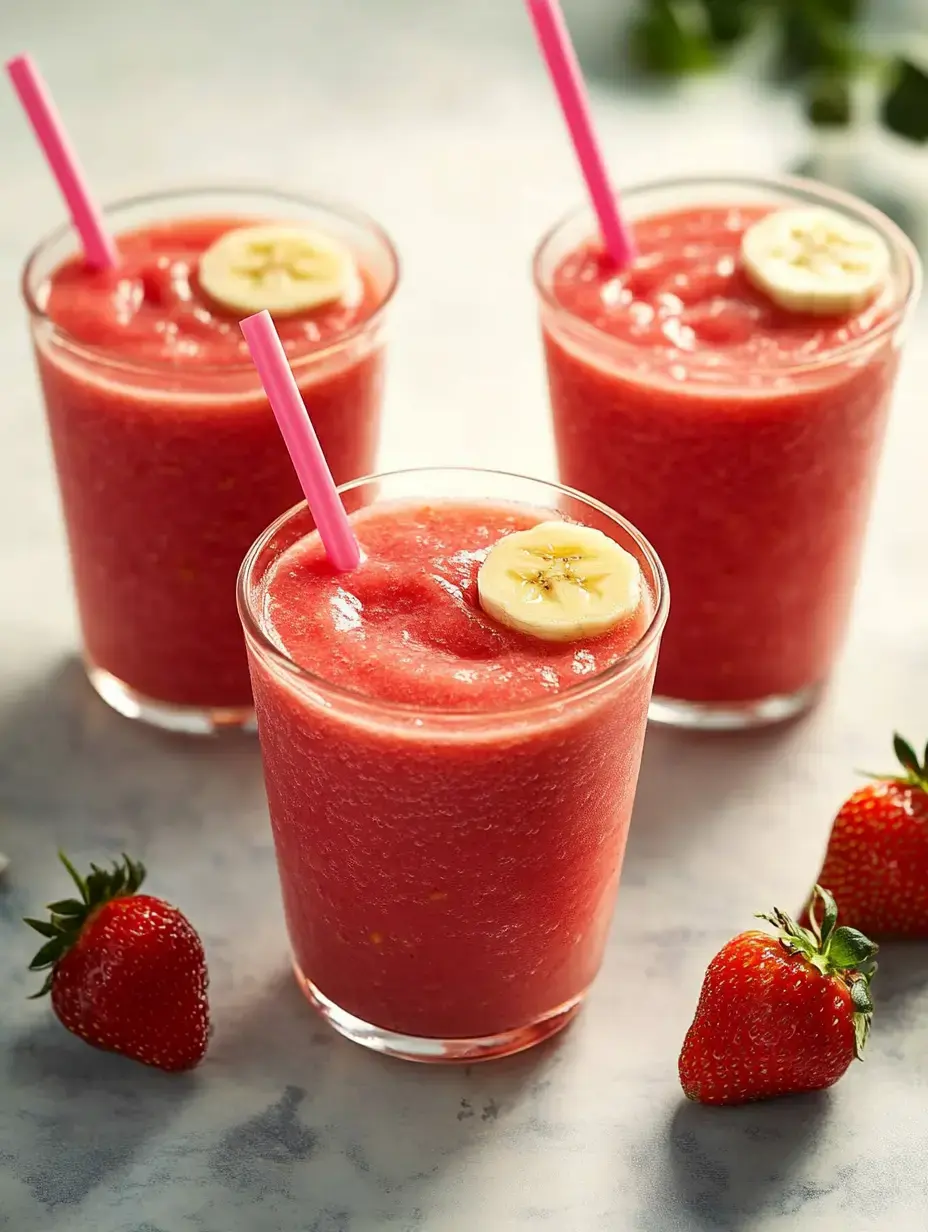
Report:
2,1,928,1229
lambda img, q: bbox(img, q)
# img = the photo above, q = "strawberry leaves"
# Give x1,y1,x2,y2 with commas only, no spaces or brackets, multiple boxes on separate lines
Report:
25,852,147,998
850,976,875,1054
818,883,839,947
892,734,928,791
894,733,920,775
761,885,877,1059
827,925,878,970
859,733,928,793
46,898,86,916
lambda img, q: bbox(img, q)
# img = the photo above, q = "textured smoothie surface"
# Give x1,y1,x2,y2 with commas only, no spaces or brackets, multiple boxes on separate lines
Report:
260,499,653,711
552,205,892,384
44,216,381,368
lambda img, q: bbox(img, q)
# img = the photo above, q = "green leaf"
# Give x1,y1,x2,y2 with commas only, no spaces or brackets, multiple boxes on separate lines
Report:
699,0,759,46
26,852,146,995
629,0,716,77
893,732,921,776
881,58,928,144
28,938,63,971
848,956,877,982
27,972,55,1000
58,852,88,904
124,855,146,894
85,865,115,907
817,0,862,19
828,926,879,969
804,72,854,128
854,1010,871,1058
45,898,86,917
815,885,839,946
850,978,874,1015
757,906,818,959
775,9,858,82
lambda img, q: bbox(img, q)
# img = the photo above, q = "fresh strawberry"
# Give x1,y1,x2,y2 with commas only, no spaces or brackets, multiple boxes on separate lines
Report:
26,853,209,1072
679,886,877,1106
804,734,928,938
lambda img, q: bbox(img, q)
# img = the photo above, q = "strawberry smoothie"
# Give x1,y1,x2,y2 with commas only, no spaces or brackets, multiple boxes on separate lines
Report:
23,187,398,732
238,469,668,1061
534,176,920,728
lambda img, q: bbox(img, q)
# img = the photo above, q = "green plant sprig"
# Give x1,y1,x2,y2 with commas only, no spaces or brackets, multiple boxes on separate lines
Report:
629,0,928,143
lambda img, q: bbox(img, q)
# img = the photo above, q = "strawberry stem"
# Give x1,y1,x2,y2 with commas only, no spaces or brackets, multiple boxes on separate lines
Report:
59,852,89,904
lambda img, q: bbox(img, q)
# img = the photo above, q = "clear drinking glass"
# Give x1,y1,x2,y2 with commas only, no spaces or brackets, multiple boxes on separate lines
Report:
22,186,399,733
534,174,920,730
238,467,669,1062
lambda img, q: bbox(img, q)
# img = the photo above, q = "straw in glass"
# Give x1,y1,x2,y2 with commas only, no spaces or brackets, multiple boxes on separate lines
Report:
524,0,636,269
6,54,118,270
240,310,361,572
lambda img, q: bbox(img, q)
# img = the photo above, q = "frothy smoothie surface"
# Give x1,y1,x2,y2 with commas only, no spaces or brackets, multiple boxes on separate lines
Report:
553,205,892,381
260,501,653,711
43,217,382,368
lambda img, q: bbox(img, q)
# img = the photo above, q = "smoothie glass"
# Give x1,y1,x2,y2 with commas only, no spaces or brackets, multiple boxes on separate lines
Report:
238,467,668,1062
534,175,920,730
22,186,398,733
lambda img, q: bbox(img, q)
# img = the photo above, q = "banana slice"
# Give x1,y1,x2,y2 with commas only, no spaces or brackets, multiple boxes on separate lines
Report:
198,224,359,315
741,207,889,316
477,521,641,643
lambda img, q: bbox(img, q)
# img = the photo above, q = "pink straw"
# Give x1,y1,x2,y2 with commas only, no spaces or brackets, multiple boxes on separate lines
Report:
524,0,635,269
6,54,118,271
240,310,361,572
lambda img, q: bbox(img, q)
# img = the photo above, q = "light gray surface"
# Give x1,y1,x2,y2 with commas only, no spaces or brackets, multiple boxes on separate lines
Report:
2,3,928,1230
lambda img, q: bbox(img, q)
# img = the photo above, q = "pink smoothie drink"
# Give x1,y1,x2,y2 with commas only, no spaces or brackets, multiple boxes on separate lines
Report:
535,176,920,729
238,469,668,1062
23,187,398,733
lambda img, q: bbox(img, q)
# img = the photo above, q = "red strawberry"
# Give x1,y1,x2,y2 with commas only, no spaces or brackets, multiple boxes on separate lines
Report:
679,887,877,1106
804,734,928,938
26,853,209,1072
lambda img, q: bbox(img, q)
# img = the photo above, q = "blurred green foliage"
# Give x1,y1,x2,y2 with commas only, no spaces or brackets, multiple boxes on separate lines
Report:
629,0,928,142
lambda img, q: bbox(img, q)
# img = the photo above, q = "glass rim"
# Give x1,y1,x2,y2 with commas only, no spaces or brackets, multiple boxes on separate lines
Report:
532,172,922,377
236,465,670,723
20,182,401,378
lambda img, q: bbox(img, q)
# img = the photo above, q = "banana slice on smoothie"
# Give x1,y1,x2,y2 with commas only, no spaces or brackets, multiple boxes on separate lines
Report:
741,207,890,315
198,224,358,315
477,521,641,643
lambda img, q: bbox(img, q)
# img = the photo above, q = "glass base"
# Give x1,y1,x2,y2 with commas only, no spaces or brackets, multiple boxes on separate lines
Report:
86,661,256,736
293,961,585,1063
649,682,823,731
